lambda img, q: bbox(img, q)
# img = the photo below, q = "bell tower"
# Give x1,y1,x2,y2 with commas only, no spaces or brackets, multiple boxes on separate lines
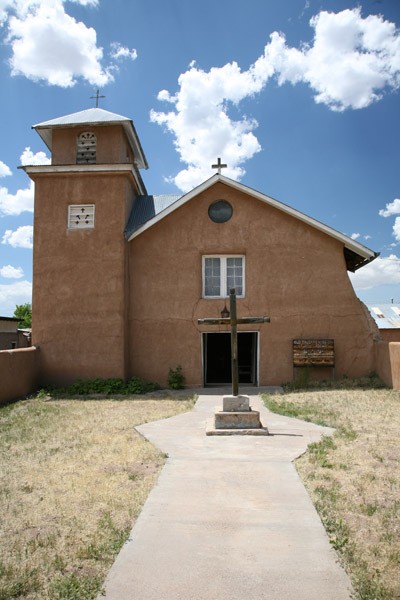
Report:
23,108,148,385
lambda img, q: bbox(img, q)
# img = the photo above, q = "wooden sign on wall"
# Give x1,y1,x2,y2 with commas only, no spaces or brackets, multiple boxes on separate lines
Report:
293,339,335,367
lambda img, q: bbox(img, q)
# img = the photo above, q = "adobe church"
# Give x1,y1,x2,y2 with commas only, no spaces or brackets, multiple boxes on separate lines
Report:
22,107,380,388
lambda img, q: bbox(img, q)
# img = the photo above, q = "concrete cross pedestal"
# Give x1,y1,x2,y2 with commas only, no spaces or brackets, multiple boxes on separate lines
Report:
206,394,269,436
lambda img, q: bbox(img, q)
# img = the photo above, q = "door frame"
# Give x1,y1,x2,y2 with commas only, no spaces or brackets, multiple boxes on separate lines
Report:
201,331,260,387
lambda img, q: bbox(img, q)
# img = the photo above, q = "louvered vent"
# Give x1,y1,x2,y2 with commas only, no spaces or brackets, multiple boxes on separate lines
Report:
68,204,95,229
77,132,96,164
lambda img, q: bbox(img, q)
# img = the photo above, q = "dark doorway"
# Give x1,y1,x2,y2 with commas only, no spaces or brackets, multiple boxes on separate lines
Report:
203,332,258,386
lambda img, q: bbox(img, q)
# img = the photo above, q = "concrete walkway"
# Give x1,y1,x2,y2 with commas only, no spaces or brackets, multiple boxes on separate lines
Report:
99,390,353,600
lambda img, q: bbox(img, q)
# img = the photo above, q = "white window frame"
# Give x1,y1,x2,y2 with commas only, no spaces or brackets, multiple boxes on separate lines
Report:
202,255,245,299
68,204,95,229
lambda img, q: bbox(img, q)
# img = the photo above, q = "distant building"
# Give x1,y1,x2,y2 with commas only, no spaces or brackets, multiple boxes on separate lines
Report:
0,317,30,350
22,107,381,387
367,305,400,343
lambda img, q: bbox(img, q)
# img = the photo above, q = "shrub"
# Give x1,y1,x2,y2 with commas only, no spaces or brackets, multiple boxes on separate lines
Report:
282,373,386,392
168,366,185,390
39,377,160,398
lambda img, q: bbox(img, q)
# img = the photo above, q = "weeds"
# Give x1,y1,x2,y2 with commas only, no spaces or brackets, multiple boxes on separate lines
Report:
263,388,400,599
0,396,194,599
308,436,336,469
263,396,335,427
37,376,161,398
167,366,185,390
49,573,103,600
282,372,386,393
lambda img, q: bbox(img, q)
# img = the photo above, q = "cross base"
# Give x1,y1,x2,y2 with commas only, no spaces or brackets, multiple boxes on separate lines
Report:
206,394,270,436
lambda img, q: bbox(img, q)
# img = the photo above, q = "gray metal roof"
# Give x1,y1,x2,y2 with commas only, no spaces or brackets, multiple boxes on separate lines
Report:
33,108,130,128
33,108,148,170
367,304,400,329
125,195,181,238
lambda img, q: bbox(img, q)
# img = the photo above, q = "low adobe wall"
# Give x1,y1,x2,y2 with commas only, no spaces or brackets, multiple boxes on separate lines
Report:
389,342,400,389
375,341,400,389
0,347,39,406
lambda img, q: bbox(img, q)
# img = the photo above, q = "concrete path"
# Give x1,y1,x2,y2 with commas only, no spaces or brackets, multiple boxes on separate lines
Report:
99,390,353,600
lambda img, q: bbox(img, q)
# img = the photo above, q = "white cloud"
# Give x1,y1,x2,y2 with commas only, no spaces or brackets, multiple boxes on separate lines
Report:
378,198,400,241
0,148,50,216
349,255,400,290
0,264,24,279
393,217,400,242
151,61,265,191
364,235,372,240
0,280,32,316
0,160,12,177
351,232,360,240
0,181,34,216
110,42,137,61
5,0,113,87
273,8,400,112
2,225,33,248
379,198,400,217
69,0,99,6
0,1,13,25
20,146,50,165
153,8,400,191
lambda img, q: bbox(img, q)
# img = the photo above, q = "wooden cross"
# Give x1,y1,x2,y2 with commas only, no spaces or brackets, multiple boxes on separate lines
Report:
211,157,227,175
198,288,270,396
90,89,105,108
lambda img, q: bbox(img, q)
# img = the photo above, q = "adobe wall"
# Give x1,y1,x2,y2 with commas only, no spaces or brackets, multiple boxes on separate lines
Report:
389,342,400,389
128,182,378,386
51,125,135,165
31,172,134,385
375,340,393,387
0,318,19,332
0,347,39,406
380,329,400,343
0,332,29,351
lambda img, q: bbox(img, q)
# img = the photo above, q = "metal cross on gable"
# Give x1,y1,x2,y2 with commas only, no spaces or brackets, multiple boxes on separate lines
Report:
198,288,270,396
90,89,105,108
211,157,227,175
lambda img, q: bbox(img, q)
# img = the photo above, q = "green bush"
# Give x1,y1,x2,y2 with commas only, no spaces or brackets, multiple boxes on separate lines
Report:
39,376,160,398
282,372,385,392
167,366,185,390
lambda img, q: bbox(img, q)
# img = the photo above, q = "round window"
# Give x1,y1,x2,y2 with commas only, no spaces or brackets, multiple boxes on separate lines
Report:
208,200,233,223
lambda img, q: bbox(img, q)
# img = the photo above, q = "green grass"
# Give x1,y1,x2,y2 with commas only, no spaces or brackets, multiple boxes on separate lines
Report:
264,396,336,426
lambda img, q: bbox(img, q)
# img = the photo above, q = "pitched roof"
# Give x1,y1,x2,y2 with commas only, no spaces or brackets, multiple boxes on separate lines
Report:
125,194,181,237
33,108,148,170
125,174,378,272
367,304,400,329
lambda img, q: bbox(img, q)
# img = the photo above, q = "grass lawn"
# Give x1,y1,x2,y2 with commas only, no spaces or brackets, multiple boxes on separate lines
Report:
263,388,400,600
0,395,195,600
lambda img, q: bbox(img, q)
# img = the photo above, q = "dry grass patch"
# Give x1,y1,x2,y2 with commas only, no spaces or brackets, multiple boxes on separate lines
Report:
263,388,400,600
0,395,195,599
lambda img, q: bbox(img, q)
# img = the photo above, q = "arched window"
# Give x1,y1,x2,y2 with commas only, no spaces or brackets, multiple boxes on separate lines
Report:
77,131,96,164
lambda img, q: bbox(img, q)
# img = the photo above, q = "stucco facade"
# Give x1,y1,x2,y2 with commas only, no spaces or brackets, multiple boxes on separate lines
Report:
24,108,380,387
128,182,378,386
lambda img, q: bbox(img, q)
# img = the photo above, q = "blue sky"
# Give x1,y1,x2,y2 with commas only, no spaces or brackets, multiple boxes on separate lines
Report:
0,0,400,316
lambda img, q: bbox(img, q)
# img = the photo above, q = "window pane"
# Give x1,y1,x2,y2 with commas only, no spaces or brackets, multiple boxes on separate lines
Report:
204,258,221,296
226,257,243,295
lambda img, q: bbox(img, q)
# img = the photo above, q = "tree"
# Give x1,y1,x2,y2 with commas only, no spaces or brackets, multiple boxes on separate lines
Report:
13,303,32,328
